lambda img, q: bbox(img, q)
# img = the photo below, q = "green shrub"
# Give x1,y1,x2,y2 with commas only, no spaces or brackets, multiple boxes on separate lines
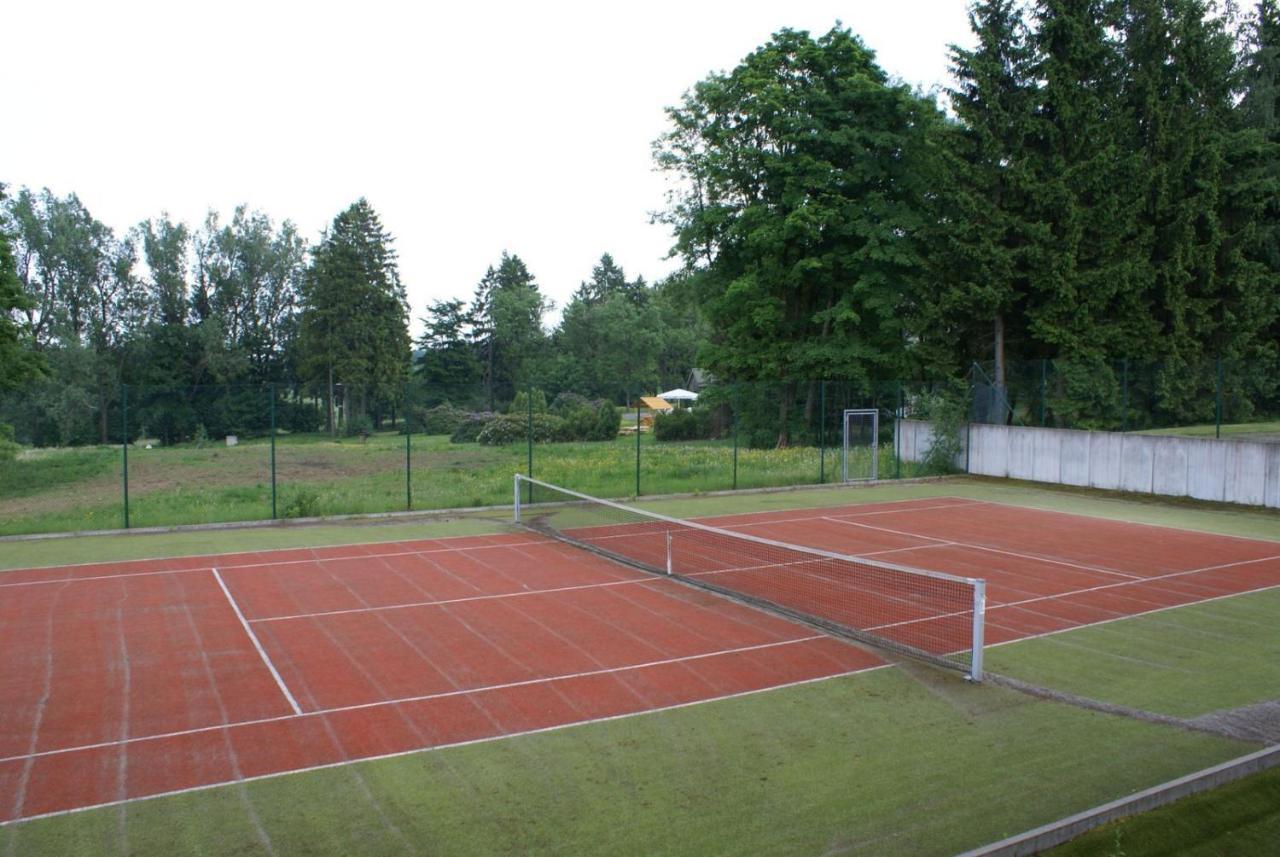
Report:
0,423,20,461
277,399,323,433
347,414,374,437
450,413,496,443
282,488,321,519
916,384,968,474
413,403,468,435
508,389,548,415
558,400,621,441
550,391,592,415
477,413,566,445
592,402,622,440
654,408,715,442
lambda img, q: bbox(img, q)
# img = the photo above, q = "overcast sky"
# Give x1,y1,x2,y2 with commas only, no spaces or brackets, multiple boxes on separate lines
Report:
3,0,974,332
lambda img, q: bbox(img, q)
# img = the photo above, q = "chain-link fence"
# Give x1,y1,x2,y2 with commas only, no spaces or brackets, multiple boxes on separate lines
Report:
969,357,1280,434
2,360,1277,537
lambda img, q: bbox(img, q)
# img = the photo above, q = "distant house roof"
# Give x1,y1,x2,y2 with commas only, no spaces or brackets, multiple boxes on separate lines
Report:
640,396,674,412
686,368,717,391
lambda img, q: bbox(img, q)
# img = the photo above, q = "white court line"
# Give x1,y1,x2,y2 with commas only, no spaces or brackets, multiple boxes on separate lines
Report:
703,499,983,531
252,554,822,623
821,516,1143,580
211,568,302,716
537,499,981,544
0,658,888,828
0,540,554,589
0,497,972,581
0,530,536,575
0,498,975,588
254,546,949,625
251,576,654,623
0,634,829,767
981,582,1280,651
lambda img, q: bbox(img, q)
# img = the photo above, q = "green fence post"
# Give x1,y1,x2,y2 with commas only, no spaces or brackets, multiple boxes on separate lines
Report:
269,383,277,519
121,383,130,529
818,380,826,484
1215,357,1223,439
527,384,534,504
405,382,412,511
635,395,642,497
732,384,739,491
964,419,972,474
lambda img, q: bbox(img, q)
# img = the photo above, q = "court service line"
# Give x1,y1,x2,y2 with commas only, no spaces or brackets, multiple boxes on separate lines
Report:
980,581,1280,651
250,549,904,624
0,540,556,589
0,634,831,767
0,659,888,829
710,499,984,530
866,553,1280,634
210,568,302,716
250,576,653,623
821,516,1143,580
552,499,982,544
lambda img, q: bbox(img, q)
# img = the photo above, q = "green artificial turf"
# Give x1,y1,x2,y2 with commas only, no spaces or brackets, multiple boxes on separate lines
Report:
1,666,1248,857
985,587,1280,718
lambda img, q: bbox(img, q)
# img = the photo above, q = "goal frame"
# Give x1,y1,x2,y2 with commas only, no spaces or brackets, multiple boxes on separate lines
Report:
841,408,880,482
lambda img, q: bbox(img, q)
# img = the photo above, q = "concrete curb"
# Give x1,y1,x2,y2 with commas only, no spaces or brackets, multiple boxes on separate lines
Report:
957,744,1280,856
0,475,955,543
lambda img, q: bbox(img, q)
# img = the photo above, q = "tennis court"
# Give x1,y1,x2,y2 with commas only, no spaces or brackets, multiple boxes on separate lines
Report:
2,491,1278,828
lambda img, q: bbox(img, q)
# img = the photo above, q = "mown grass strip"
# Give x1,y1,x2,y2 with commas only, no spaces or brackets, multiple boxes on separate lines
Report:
1043,763,1280,856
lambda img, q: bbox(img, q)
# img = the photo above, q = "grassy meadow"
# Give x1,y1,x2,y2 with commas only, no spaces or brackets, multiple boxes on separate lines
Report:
0,431,925,536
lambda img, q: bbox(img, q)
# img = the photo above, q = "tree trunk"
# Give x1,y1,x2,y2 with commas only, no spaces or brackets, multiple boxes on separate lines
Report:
99,386,109,444
486,337,495,412
327,362,335,436
993,313,1006,391
802,380,818,426
993,313,1007,422
776,381,794,448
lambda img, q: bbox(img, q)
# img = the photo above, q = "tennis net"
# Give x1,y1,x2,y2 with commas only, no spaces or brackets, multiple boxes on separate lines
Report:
513,475,986,680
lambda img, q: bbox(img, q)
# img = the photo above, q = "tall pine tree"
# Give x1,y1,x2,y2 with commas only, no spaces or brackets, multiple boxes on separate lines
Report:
298,199,409,432
919,0,1040,388
468,252,549,411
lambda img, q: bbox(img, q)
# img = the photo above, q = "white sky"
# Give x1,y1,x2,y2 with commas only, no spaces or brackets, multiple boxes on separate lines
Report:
2,0,973,333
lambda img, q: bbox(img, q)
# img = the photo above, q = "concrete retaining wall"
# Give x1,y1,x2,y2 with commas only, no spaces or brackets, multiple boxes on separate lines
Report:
894,419,1280,509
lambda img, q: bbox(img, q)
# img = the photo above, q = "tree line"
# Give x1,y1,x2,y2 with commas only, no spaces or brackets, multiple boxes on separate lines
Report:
0,189,411,444
0,183,702,445
4,0,1279,450
656,0,1280,438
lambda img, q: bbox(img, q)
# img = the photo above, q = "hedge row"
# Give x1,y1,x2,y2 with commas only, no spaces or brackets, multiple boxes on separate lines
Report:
415,396,623,445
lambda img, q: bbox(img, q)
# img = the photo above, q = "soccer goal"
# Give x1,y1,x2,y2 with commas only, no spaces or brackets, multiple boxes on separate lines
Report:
841,409,879,482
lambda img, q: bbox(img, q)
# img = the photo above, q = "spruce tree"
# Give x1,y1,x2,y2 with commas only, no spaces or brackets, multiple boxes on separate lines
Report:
468,252,549,410
921,0,1040,387
1024,0,1152,374
298,199,409,432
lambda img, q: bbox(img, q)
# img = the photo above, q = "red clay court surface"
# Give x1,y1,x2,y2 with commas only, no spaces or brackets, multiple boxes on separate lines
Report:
2,496,1279,825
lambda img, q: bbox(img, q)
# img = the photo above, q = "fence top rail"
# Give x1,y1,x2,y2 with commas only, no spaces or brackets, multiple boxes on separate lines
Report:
514,474,981,588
